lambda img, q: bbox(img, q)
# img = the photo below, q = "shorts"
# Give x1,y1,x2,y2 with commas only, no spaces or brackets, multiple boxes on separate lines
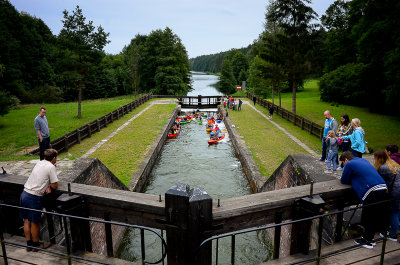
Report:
20,190,43,223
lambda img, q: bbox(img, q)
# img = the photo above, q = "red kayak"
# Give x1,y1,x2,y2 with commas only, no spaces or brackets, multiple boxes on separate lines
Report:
208,133,225,144
168,132,180,139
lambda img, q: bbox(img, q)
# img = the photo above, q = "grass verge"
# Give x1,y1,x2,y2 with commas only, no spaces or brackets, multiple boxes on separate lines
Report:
88,103,176,185
0,95,144,160
228,103,311,179
265,80,400,151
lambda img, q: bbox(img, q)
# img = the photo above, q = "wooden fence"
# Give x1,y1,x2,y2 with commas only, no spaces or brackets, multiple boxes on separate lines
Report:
247,93,324,139
30,93,153,156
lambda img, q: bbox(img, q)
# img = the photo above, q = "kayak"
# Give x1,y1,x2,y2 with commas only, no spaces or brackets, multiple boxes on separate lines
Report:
216,119,222,123
168,132,180,139
195,120,203,124
208,133,225,144
206,128,212,132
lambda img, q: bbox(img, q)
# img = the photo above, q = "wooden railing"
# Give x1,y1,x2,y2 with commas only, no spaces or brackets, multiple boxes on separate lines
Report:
30,93,153,155
247,93,324,139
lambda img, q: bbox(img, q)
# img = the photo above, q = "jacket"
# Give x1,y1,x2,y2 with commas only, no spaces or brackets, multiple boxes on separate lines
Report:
390,152,400,165
342,127,365,153
378,164,400,210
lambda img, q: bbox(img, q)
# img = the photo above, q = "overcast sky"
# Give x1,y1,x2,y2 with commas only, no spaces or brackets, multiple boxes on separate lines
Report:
10,0,334,58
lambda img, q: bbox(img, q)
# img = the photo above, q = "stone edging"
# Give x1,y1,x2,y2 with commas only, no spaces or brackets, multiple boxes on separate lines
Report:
219,106,266,193
128,106,181,192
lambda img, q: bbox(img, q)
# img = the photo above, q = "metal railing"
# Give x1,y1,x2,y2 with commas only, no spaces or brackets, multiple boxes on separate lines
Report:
0,203,167,265
198,199,400,265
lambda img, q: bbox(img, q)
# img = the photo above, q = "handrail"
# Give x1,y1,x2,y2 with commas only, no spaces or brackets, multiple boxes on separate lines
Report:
198,198,399,265
0,202,167,265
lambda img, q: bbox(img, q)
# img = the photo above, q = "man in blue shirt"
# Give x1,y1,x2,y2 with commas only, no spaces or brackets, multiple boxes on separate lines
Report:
340,151,390,248
318,110,338,161
34,107,50,160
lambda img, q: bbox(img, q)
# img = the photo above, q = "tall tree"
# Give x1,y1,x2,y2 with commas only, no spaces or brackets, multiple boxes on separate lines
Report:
267,0,318,114
58,5,109,118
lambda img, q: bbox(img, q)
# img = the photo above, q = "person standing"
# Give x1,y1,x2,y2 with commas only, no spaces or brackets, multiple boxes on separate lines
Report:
34,107,50,160
340,151,390,249
386,144,400,165
324,130,340,173
20,149,59,251
373,150,400,242
252,95,256,106
317,110,338,162
238,99,243,111
337,114,352,170
341,118,365,158
268,106,274,120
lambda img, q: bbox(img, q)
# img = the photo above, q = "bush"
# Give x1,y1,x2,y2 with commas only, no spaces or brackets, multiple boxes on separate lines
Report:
9,95,21,110
0,91,10,116
319,63,368,106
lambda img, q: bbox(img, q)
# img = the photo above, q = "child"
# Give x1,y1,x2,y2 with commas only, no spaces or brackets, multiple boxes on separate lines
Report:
325,130,340,173
268,106,274,120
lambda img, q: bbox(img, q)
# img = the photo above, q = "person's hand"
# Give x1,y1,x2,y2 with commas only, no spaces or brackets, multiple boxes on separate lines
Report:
39,136,43,142
45,186,52,194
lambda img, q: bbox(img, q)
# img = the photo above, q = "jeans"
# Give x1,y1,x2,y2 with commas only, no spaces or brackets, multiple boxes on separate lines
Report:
39,137,50,160
326,150,338,170
352,149,363,158
320,137,327,160
238,104,242,111
390,205,400,236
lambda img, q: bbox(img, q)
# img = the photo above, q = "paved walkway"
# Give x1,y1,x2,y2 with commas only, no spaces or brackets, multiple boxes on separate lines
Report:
244,101,318,157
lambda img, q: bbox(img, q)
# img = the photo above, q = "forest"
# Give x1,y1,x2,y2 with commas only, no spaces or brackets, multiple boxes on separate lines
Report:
0,1,191,116
190,0,400,115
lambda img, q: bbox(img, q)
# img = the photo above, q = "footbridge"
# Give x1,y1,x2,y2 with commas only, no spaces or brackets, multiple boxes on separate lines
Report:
177,95,222,109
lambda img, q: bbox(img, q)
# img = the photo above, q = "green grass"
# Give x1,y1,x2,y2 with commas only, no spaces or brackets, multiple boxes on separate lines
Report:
264,80,400,152
228,104,310,178
88,104,176,185
0,95,143,160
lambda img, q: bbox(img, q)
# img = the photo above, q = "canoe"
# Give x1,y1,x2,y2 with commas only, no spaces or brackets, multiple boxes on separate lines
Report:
168,132,180,139
208,133,225,144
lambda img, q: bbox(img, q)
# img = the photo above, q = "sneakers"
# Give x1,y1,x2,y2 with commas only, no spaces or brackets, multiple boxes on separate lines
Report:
337,167,343,171
316,158,325,162
31,241,52,252
354,238,374,249
324,170,333,173
380,232,398,242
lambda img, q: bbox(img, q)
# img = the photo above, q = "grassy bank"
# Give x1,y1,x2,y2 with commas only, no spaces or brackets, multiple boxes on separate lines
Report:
88,103,176,185
228,104,311,178
0,95,143,160
264,80,400,151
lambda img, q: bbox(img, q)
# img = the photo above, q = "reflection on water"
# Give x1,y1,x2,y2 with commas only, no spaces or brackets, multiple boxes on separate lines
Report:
117,73,271,264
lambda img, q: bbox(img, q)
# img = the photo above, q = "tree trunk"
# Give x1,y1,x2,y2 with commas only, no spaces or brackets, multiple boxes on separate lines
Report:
272,83,275,105
78,56,83,119
278,83,281,107
292,79,296,116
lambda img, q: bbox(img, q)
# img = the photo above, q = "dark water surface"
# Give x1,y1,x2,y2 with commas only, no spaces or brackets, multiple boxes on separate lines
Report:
117,73,271,264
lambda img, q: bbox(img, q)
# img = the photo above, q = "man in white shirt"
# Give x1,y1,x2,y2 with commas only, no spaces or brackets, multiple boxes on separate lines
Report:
20,149,59,251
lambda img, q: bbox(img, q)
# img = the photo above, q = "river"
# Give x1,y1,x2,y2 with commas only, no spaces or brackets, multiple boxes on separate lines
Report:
117,72,271,264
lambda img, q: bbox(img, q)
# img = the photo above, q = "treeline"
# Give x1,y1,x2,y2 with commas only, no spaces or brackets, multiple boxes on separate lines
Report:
189,46,252,74
192,0,400,115
0,1,190,116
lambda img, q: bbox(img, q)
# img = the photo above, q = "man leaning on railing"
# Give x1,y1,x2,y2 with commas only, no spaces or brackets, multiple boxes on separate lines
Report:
19,149,59,252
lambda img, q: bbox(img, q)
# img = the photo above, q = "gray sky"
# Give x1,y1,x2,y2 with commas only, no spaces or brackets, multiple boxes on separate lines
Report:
10,0,334,58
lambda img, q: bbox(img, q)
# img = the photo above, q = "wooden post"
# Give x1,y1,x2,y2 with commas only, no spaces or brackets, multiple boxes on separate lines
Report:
64,136,69,152
87,124,92,138
273,211,283,259
104,116,108,127
97,120,101,132
104,211,113,257
165,183,212,265
77,129,81,144
301,118,304,130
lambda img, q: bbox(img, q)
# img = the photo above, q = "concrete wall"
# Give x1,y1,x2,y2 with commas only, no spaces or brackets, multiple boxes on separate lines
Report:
128,106,180,192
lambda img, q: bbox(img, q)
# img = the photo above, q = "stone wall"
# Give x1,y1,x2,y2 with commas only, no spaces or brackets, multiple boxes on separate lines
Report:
57,158,128,256
128,106,180,192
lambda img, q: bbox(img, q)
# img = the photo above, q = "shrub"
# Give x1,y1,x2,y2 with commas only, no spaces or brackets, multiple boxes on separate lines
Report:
320,63,367,106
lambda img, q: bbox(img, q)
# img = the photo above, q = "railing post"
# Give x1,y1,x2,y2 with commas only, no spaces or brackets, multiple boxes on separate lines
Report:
62,216,72,265
316,216,324,265
0,206,8,265
165,183,212,265
273,211,283,259
104,211,113,257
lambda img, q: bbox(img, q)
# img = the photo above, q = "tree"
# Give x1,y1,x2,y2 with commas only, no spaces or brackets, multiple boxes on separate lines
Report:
218,58,236,94
267,0,318,114
58,5,109,118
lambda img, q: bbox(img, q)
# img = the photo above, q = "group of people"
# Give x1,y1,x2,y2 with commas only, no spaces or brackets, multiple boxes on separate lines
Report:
318,111,365,173
317,111,400,248
222,96,242,111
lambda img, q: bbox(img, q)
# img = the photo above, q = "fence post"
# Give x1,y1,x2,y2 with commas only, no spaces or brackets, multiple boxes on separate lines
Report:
64,136,69,152
165,183,212,265
104,211,113,257
273,211,283,259
87,124,92,138
97,120,101,132
77,129,81,144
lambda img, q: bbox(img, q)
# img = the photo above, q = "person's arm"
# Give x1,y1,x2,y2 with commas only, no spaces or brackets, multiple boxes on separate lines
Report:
331,120,338,135
341,163,352,184
351,130,362,149
34,119,43,142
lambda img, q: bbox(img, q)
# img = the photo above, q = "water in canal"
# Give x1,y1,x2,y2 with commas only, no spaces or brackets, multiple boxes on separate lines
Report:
117,72,272,264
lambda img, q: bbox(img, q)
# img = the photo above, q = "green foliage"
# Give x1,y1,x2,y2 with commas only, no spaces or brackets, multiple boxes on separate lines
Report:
218,58,236,94
319,63,367,105
247,56,270,98
0,91,10,116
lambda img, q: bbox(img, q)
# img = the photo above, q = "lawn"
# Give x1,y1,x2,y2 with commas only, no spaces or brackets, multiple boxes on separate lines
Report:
88,104,176,185
228,104,311,179
263,80,400,152
0,94,144,160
